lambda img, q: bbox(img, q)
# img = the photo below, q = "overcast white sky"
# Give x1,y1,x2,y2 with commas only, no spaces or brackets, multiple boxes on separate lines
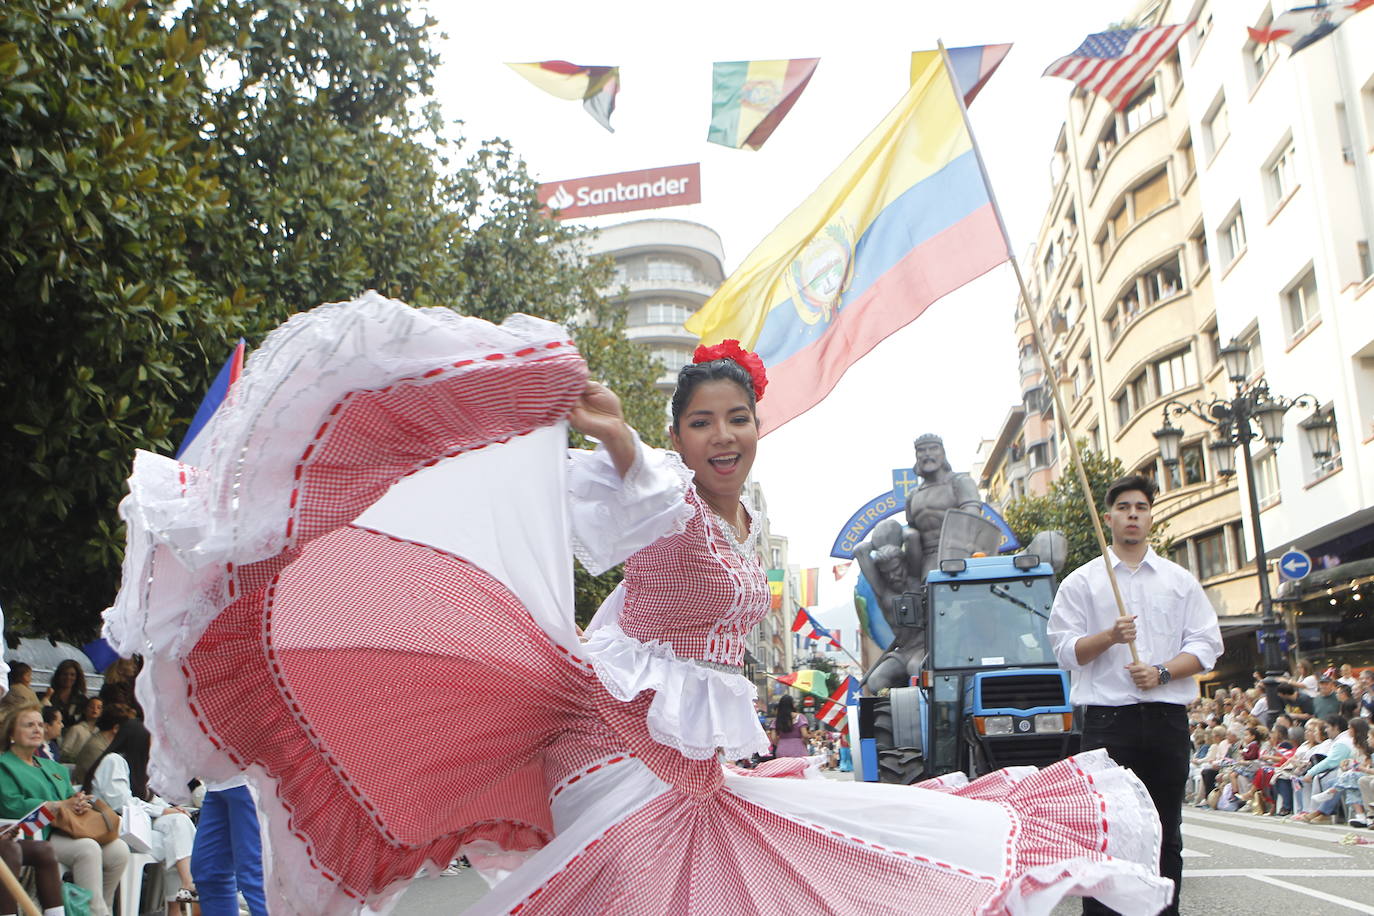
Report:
429,0,1137,632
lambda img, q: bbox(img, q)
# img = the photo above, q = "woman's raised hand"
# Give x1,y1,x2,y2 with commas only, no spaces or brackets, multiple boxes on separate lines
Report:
570,381,636,478
570,381,627,443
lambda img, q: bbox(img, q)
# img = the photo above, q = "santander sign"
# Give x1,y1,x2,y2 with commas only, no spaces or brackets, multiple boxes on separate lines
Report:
538,163,701,220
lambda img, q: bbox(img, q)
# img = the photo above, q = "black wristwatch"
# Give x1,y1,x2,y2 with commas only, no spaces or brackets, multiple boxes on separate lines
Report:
1154,664,1172,686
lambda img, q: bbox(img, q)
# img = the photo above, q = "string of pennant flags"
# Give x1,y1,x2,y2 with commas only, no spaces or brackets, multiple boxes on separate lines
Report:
507,3,1368,136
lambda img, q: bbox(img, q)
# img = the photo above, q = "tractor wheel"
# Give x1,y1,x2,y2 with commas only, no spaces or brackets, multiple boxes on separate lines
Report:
873,701,924,785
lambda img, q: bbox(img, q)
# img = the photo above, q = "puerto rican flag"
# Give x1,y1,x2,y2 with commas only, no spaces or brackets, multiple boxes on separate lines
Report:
1249,2,1372,54
816,676,861,729
5,804,52,838
791,607,840,649
1043,23,1192,109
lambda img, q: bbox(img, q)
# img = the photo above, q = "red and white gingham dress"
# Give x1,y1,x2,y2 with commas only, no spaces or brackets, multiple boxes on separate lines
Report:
105,294,1173,916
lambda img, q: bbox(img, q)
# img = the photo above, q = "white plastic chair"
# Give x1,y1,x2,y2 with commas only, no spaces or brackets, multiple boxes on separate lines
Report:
118,851,155,916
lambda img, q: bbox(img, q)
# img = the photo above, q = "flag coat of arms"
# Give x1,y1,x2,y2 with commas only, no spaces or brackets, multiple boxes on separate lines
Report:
708,58,820,150
685,49,1008,435
507,61,620,132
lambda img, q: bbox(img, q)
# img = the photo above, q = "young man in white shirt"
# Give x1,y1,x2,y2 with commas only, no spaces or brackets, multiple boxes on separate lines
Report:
1048,475,1223,916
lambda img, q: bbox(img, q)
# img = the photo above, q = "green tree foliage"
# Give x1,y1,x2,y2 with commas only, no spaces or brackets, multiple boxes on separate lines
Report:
1003,444,1170,581
1,0,663,638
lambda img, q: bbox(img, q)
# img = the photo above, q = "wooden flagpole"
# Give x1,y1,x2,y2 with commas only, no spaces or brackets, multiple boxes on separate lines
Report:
936,41,1140,664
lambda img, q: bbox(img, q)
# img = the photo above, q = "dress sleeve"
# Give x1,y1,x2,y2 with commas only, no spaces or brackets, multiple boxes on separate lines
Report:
568,434,694,576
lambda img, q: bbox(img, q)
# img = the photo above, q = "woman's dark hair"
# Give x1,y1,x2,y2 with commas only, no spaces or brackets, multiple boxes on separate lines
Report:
40,706,63,726
775,694,796,735
1350,718,1372,757
1104,475,1157,510
6,663,30,685
86,717,151,800
669,358,758,431
51,659,87,696
94,704,134,733
1326,714,1349,734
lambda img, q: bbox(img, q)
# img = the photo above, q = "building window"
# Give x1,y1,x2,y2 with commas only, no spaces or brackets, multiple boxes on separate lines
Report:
1142,254,1184,305
1180,441,1206,485
1124,83,1163,134
1130,371,1151,412
1191,9,1214,55
1204,324,1223,368
1264,138,1297,211
1115,393,1131,428
1231,522,1249,566
1308,406,1342,480
1096,120,1119,169
1237,326,1264,380
1196,528,1228,579
1283,267,1319,341
1178,132,1196,184
1171,541,1193,572
1153,347,1196,397
1082,345,1094,382
641,256,703,285
1131,169,1172,220
1218,206,1246,266
1088,425,1101,452
640,301,693,326
1189,223,1209,275
1254,448,1279,509
649,347,690,372
1246,11,1279,86
1203,93,1229,159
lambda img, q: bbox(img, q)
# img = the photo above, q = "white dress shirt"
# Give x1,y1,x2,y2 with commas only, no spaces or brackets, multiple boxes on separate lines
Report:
1048,547,1223,706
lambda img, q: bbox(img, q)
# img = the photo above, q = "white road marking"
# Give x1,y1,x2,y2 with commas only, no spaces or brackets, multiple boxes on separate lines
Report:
1185,869,1374,876
1181,823,1349,858
1184,808,1365,841
1180,848,1208,857
1249,875,1374,914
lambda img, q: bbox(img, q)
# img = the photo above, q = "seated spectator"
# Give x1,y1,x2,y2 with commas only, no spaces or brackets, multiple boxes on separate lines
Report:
60,696,102,763
1194,726,1235,806
1295,659,1319,695
37,706,62,761
1273,723,1322,816
0,700,130,916
1294,719,1372,824
0,829,65,916
98,657,144,719
1358,670,1374,719
4,665,38,707
86,719,198,912
39,659,87,727
70,704,133,785
1337,683,1359,721
1339,664,1359,688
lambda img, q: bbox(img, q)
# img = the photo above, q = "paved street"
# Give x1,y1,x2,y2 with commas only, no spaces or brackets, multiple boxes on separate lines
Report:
393,804,1374,914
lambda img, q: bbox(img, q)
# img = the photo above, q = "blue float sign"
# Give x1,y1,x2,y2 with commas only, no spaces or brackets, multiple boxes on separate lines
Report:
1278,548,1312,581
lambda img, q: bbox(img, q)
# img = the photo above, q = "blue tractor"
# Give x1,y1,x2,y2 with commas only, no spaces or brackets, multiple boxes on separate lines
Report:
853,552,1079,783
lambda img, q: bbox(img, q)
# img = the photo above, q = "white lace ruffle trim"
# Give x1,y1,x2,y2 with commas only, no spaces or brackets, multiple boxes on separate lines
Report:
567,441,695,577
582,622,771,761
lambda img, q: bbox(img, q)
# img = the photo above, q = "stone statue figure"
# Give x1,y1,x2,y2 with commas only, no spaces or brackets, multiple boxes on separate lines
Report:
904,434,983,582
854,517,926,692
856,434,987,694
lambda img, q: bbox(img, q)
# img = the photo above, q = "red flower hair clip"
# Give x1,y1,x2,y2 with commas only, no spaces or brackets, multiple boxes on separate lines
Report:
692,339,768,402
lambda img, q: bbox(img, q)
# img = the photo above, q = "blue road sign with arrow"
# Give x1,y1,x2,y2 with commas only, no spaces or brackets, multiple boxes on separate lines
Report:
1279,548,1312,581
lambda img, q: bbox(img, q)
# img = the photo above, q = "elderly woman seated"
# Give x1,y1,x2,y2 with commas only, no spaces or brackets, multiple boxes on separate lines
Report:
86,719,198,912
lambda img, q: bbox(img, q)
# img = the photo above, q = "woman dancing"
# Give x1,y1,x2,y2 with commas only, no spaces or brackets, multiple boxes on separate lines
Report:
106,292,1172,915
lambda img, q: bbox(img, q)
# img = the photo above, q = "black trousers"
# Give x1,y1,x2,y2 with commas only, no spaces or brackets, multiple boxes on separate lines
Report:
1079,702,1190,916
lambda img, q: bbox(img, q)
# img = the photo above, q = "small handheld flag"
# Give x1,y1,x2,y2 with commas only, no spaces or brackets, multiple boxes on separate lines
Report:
1,804,52,839
1043,24,1191,110
177,339,245,459
816,676,860,729
775,669,826,696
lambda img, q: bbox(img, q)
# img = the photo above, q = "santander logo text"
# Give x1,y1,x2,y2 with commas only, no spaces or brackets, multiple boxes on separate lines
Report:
538,163,701,219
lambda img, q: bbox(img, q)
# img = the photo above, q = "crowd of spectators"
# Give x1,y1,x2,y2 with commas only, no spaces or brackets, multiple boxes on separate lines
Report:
1185,661,1374,828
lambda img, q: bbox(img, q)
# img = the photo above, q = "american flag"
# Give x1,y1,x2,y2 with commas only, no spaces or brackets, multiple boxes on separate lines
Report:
1043,24,1192,110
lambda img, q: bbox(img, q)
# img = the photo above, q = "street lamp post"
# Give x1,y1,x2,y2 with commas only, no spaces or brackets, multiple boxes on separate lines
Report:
1152,338,1333,721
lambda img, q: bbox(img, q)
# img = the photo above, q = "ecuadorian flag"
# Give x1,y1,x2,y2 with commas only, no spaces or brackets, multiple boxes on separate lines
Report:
686,48,1009,435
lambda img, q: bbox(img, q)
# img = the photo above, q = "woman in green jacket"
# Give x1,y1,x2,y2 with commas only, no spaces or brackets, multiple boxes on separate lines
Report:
0,701,129,916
